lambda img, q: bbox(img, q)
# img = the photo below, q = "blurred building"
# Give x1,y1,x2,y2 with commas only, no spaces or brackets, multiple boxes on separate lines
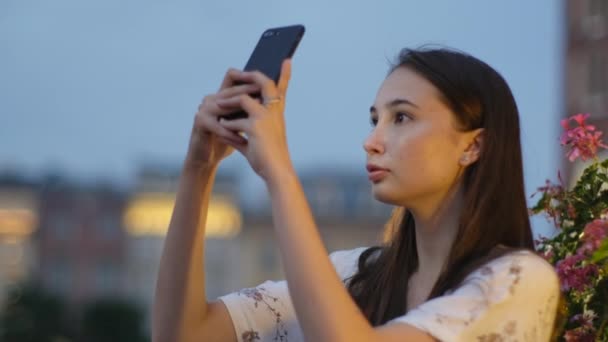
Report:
212,166,392,297
16,160,392,333
565,0,608,184
123,162,392,330
0,174,38,308
34,175,129,312
123,163,242,331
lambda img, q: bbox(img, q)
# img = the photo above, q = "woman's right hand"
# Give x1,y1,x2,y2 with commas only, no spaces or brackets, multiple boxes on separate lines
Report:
184,68,260,171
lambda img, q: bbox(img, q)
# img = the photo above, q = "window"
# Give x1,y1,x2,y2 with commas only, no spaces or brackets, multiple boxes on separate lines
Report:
259,243,277,274
99,215,119,239
583,0,608,39
94,261,119,293
49,258,71,293
313,181,342,217
587,50,608,115
50,214,71,241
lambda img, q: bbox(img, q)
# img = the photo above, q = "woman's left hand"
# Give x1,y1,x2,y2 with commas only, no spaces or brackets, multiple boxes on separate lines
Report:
215,59,294,183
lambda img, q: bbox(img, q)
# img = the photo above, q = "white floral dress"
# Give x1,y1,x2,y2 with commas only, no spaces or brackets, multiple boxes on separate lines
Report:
219,247,559,342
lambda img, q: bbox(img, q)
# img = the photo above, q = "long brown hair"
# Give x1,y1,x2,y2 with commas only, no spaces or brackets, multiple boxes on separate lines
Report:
347,47,535,325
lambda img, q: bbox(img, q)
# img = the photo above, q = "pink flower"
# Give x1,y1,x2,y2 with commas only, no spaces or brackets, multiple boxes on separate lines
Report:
560,113,608,162
540,248,554,262
564,311,597,341
564,328,595,342
577,219,608,256
534,179,564,198
567,203,577,219
534,236,549,248
573,113,590,126
555,254,599,292
531,179,568,227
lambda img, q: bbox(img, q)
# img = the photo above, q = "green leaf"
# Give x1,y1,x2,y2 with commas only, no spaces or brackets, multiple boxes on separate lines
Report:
591,239,608,263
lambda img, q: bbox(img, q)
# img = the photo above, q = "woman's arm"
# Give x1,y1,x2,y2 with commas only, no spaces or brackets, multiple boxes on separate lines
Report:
266,173,436,342
152,163,237,342
152,65,255,341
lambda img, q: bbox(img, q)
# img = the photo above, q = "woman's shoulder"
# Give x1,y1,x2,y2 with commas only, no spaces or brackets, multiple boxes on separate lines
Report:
459,248,559,302
394,250,560,342
476,248,556,278
329,246,376,281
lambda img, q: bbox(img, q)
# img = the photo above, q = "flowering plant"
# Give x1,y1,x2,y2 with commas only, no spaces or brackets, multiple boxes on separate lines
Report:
531,113,608,341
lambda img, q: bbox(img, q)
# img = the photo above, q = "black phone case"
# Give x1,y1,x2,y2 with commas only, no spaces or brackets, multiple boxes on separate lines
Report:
222,25,305,120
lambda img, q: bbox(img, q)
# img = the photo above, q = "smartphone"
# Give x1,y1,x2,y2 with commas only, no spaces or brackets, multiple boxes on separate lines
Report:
222,24,306,120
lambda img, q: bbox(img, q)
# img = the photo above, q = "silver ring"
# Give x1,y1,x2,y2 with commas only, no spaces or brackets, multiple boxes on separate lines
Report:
262,96,282,106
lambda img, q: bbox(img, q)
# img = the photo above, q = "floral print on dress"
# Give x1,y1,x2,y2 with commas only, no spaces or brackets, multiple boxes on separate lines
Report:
237,286,289,342
469,254,556,342
476,333,503,342
220,248,559,342
476,320,518,341
242,330,261,341
507,261,522,295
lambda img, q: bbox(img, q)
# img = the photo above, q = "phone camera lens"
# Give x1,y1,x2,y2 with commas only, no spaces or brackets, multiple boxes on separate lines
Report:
263,31,274,37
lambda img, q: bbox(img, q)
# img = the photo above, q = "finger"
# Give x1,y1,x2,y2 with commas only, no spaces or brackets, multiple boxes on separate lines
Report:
216,94,266,118
219,68,244,90
217,136,248,155
218,116,250,133
231,71,280,102
217,83,260,100
199,89,260,120
200,115,247,143
215,95,243,108
219,134,248,147
277,59,292,96
198,95,240,119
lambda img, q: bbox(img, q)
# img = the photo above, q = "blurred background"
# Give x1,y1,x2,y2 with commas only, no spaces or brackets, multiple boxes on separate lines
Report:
1,0,607,340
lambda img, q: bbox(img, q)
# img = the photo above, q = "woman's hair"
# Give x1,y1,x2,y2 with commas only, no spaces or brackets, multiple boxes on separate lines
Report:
346,47,535,325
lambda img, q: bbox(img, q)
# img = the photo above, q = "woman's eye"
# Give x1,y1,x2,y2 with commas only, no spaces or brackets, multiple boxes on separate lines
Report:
395,112,408,123
370,117,378,127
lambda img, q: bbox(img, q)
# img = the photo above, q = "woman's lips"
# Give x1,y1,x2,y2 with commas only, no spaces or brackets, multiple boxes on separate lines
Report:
366,163,389,182
368,169,388,182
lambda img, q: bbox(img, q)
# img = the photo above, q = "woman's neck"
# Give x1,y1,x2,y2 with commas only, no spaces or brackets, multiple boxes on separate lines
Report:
409,186,464,281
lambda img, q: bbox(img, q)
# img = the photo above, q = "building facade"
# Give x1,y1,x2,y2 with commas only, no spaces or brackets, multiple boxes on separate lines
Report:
34,176,129,311
123,163,243,331
0,175,39,309
564,0,608,184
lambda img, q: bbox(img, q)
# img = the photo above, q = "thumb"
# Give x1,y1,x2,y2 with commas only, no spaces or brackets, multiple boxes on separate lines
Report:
218,135,248,156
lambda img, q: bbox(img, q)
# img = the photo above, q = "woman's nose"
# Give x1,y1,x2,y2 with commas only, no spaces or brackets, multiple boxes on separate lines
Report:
363,129,385,155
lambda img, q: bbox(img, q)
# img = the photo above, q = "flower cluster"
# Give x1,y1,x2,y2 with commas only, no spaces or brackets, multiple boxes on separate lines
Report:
560,113,608,162
531,113,608,341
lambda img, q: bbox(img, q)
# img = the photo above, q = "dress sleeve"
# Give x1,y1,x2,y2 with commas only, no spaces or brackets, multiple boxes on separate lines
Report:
217,246,367,342
387,251,560,342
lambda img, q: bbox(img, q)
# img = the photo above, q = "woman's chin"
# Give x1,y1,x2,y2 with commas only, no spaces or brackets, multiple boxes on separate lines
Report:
371,185,401,205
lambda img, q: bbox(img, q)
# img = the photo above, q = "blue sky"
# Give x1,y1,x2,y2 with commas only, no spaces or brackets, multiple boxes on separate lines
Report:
1,0,563,233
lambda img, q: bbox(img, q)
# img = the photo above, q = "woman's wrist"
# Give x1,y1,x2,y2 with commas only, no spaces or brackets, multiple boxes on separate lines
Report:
182,158,219,179
265,163,298,195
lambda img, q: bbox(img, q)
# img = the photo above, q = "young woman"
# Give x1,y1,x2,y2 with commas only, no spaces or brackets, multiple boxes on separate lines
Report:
152,48,560,342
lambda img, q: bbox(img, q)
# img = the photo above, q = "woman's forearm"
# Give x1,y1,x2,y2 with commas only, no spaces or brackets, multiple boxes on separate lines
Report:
152,163,217,342
266,172,374,342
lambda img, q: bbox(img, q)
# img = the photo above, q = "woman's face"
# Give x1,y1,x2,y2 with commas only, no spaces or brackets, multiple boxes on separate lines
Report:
364,66,476,208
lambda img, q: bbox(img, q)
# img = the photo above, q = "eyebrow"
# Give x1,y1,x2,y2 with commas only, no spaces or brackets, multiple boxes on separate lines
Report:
369,98,419,114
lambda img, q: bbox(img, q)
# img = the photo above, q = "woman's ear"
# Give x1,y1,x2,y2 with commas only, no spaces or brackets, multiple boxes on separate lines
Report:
459,128,484,166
